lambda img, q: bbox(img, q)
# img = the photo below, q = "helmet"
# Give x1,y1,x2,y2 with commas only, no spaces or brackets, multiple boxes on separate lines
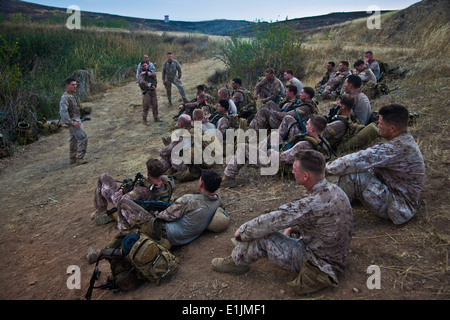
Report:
206,207,230,233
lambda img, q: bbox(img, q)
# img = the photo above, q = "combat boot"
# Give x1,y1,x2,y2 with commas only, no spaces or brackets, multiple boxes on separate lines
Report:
70,157,77,165
221,175,237,188
211,256,249,274
76,157,87,165
168,98,172,106
86,247,100,264
143,118,148,125
154,117,162,122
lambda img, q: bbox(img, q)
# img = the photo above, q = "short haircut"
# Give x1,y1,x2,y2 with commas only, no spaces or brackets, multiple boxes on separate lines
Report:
201,169,222,192
218,99,229,111
294,150,326,178
328,61,335,67
338,94,356,110
378,104,409,130
146,158,165,178
286,84,298,96
346,74,362,89
309,115,327,134
353,59,365,67
365,51,373,56
193,109,204,121
197,85,205,91
302,86,315,99
232,78,242,86
265,68,274,74
167,52,172,55
340,61,349,67
65,77,76,85
285,70,293,75
141,61,148,66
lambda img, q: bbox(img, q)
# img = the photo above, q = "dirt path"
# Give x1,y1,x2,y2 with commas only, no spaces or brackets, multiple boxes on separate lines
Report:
0,58,447,301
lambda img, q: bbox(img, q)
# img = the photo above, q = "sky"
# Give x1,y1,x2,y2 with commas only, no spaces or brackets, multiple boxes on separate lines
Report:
24,0,421,22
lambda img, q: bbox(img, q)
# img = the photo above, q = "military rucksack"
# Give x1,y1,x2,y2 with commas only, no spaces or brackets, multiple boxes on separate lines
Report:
85,230,179,300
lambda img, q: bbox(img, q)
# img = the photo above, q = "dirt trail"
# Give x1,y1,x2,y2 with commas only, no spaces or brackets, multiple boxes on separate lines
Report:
0,58,447,301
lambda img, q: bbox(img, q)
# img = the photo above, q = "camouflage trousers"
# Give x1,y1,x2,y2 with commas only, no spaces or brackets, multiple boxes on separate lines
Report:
164,78,186,100
338,170,414,225
142,92,158,121
94,173,124,211
116,198,154,231
249,101,283,130
231,232,306,273
69,124,88,159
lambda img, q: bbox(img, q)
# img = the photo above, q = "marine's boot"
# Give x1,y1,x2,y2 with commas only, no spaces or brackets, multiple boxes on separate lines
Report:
211,256,249,274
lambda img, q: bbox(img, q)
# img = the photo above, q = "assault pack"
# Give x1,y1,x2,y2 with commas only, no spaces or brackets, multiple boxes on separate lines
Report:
85,229,180,299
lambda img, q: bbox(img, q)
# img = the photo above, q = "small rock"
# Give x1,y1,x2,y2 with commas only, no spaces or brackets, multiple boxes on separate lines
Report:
352,287,359,293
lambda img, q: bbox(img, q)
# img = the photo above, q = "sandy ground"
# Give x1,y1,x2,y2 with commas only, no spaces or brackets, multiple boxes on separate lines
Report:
0,58,448,303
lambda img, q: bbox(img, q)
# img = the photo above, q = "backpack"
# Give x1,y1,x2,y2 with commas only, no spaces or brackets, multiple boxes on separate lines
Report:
85,230,179,300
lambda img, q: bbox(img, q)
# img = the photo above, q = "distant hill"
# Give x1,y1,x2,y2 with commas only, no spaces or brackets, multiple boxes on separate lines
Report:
1,0,392,36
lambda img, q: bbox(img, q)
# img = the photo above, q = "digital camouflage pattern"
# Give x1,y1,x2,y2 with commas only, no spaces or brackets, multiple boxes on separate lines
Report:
231,179,354,276
326,132,425,225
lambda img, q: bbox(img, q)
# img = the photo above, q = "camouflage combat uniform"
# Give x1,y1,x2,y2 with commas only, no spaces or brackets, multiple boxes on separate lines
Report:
159,127,215,181
162,59,187,101
323,114,365,149
365,60,381,78
231,178,353,278
249,99,319,131
326,132,425,225
59,92,88,160
354,67,377,84
94,174,174,229
254,76,285,103
138,70,159,122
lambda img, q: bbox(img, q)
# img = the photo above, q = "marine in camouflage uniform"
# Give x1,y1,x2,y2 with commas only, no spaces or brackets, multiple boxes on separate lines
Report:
213,150,353,295
162,52,187,104
318,61,350,100
59,77,88,165
138,62,160,123
159,114,216,182
249,86,319,131
120,170,223,247
364,51,381,78
326,104,425,225
315,62,335,90
92,159,174,227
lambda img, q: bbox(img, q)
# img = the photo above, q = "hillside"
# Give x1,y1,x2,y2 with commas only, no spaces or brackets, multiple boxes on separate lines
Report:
1,0,391,36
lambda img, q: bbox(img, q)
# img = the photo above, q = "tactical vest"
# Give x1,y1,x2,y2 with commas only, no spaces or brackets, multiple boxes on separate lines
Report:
279,133,335,161
139,73,157,97
233,88,256,111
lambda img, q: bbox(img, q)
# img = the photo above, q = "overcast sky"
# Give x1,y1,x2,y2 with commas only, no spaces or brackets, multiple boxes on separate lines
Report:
24,0,420,22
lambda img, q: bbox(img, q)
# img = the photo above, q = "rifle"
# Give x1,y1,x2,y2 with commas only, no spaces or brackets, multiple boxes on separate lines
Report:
325,105,341,123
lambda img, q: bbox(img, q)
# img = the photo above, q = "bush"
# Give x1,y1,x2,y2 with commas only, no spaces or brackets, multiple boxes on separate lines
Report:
215,21,305,87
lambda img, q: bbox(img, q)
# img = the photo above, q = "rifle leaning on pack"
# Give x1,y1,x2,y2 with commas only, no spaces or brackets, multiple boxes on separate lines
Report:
325,105,341,123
